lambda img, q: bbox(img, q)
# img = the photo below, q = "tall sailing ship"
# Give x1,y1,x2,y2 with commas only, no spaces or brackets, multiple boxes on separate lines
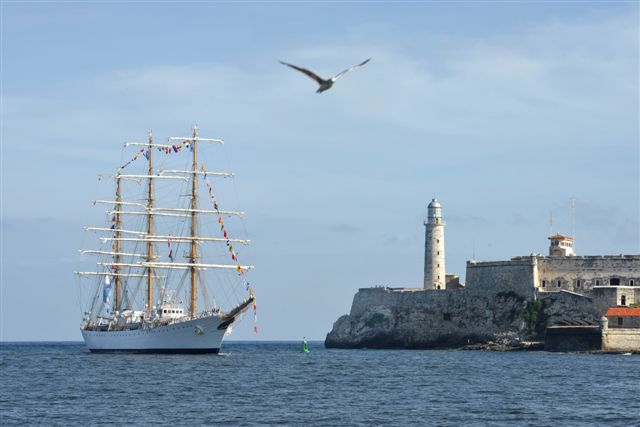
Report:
76,125,256,353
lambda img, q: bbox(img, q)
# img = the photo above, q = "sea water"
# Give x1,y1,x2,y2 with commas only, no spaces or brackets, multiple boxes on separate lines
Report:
1,342,638,426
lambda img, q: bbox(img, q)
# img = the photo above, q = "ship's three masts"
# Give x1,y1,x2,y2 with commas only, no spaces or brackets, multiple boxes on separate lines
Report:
77,125,254,320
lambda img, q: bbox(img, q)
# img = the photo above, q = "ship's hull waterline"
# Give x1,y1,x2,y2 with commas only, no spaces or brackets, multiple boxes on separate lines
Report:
81,314,228,354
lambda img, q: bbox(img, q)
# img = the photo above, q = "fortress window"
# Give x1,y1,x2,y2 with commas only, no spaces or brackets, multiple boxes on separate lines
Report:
437,251,440,255
443,313,451,321
621,295,626,306
557,280,561,287
437,264,440,267
576,280,581,288
596,280,600,286
618,317,623,326
437,239,440,243
610,278,620,286
630,280,635,286
542,280,546,288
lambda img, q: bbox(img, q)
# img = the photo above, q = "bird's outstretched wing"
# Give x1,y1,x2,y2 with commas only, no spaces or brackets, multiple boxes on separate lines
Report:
279,61,325,84
331,58,371,82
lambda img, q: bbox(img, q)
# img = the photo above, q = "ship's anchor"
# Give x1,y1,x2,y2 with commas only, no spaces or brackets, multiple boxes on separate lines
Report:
194,325,204,336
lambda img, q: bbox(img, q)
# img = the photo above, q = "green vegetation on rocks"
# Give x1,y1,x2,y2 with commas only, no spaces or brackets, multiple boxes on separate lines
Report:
524,299,546,339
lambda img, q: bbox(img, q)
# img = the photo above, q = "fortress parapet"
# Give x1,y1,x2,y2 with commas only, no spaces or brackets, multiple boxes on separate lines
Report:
350,286,463,318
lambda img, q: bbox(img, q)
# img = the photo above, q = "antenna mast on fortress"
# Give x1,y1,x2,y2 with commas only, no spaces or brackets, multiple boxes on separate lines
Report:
472,239,476,262
571,197,576,253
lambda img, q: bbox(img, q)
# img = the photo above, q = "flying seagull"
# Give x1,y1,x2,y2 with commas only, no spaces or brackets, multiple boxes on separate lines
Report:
279,58,371,93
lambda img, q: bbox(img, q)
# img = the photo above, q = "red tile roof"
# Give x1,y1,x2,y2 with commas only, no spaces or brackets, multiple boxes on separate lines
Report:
548,234,574,241
605,307,640,317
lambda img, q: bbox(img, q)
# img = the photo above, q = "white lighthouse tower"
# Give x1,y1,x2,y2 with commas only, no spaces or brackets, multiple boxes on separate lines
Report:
424,198,446,290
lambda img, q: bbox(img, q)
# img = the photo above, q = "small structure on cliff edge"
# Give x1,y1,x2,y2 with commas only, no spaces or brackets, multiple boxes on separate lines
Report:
325,198,640,351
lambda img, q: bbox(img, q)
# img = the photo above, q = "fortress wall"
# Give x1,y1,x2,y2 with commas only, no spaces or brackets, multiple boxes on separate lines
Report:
350,287,457,317
535,256,640,293
465,258,536,298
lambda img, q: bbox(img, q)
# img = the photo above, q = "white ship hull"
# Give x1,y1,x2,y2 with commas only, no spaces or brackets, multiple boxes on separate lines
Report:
81,314,228,354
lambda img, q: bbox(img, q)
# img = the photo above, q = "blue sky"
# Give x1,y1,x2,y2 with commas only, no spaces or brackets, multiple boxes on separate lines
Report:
1,1,638,341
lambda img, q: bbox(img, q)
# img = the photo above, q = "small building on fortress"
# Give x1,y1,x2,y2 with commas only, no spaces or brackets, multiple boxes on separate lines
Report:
325,198,640,351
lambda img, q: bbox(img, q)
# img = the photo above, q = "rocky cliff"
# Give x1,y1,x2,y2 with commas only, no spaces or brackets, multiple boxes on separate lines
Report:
325,287,599,349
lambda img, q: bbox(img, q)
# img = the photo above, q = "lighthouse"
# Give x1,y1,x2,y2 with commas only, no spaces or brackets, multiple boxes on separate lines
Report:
424,198,446,290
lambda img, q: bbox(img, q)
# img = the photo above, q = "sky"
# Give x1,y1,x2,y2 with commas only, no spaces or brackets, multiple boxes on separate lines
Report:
1,1,638,342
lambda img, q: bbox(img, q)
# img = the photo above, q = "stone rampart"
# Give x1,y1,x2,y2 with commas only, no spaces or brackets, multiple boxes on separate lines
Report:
350,287,459,318
465,258,536,298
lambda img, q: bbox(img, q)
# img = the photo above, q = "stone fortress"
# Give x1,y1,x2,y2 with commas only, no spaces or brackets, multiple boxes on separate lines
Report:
325,198,640,351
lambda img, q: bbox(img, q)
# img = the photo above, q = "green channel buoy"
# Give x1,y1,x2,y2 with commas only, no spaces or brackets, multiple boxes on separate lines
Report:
301,337,309,353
